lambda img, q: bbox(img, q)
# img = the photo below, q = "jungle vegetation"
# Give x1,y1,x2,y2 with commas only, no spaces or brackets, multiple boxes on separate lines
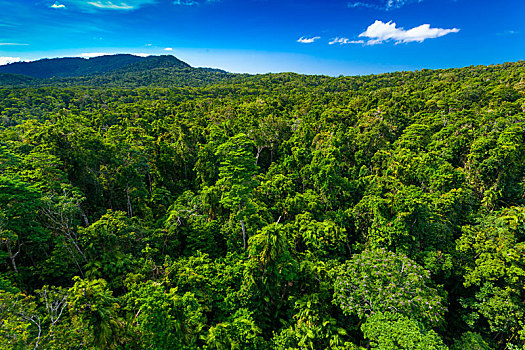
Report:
0,55,524,349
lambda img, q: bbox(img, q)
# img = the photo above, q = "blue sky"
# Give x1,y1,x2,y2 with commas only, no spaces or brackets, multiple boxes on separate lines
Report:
0,0,523,75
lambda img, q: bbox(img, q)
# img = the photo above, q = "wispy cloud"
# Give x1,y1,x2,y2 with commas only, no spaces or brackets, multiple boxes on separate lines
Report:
0,57,21,65
497,30,519,36
297,36,320,44
0,21,15,28
329,37,364,45
173,0,198,5
88,1,133,10
0,43,29,46
348,0,423,11
359,20,459,45
51,2,66,8
164,47,173,51
67,0,156,11
173,0,219,5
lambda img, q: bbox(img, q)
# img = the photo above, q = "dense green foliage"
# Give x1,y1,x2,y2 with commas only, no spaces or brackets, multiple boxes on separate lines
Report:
0,58,524,349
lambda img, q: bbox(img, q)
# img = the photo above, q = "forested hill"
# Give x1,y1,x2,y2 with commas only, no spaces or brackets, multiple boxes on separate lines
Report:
0,54,190,78
0,60,525,349
0,54,237,87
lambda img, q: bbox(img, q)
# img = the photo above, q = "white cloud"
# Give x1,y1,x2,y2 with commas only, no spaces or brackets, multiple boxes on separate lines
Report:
0,43,28,46
297,36,320,44
164,47,173,51
88,1,133,10
348,0,422,11
173,0,219,5
51,2,66,8
0,57,21,65
63,0,213,11
67,0,156,11
173,0,198,5
329,37,364,45
358,20,459,45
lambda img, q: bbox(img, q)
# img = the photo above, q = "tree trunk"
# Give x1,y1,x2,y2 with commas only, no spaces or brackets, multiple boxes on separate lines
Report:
241,219,247,250
126,184,133,217
7,240,20,274
255,146,264,166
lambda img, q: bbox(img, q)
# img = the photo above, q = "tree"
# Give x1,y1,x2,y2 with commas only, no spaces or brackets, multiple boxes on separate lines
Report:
205,308,265,350
361,312,448,350
243,223,298,333
0,290,41,349
78,210,144,289
0,176,46,276
272,293,358,350
451,332,492,350
333,249,446,327
457,207,525,347
124,280,207,349
213,133,259,250
39,184,87,280
68,277,122,349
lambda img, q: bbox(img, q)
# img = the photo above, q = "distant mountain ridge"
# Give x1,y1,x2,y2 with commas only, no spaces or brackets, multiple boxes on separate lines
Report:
0,54,192,78
0,54,238,88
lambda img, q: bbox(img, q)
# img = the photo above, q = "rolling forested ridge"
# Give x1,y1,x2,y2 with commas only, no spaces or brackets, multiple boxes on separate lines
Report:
0,55,524,349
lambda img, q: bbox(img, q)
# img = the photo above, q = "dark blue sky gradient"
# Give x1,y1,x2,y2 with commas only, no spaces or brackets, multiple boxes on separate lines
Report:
0,0,523,75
